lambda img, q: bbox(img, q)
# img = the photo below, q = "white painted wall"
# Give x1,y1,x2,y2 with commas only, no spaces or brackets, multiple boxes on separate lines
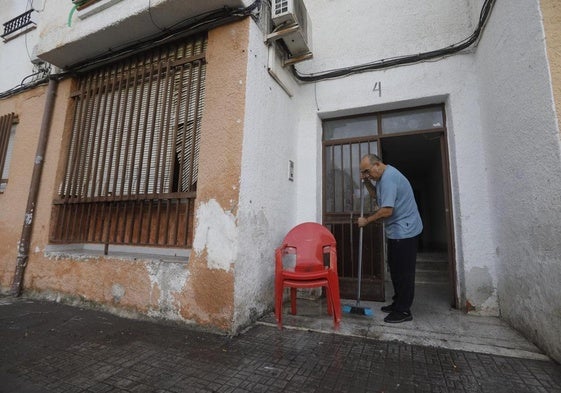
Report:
474,0,561,362
234,21,301,330
0,0,44,93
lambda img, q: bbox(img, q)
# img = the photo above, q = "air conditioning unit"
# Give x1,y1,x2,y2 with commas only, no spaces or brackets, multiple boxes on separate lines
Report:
270,0,312,59
271,0,306,27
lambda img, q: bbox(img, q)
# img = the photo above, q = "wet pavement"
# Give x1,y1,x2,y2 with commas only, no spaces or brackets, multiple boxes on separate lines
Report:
260,283,550,361
1,296,561,393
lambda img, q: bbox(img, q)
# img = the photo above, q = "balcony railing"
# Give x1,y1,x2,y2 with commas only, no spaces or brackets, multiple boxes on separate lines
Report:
2,9,35,39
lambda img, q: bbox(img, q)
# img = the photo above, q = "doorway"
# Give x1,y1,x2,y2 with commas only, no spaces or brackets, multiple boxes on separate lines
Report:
381,132,455,307
322,105,457,308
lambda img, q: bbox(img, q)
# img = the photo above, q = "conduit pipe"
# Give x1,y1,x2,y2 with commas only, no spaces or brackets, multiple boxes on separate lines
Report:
11,76,58,296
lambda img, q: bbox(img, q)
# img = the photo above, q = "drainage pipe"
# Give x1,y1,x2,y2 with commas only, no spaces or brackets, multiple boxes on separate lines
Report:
11,76,58,297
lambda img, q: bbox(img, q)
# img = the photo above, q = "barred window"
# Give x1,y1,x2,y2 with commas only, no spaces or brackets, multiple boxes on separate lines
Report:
0,113,17,193
51,35,206,248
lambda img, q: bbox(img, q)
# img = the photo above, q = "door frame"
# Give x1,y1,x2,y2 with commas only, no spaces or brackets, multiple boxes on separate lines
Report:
321,104,458,308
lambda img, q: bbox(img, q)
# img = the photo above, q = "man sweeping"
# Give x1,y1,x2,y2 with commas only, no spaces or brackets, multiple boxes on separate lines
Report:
357,154,423,323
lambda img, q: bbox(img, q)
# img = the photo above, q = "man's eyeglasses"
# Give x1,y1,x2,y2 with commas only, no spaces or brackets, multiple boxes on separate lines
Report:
360,166,373,175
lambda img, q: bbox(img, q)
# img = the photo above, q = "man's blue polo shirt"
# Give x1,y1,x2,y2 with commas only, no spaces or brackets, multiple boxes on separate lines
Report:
375,165,423,239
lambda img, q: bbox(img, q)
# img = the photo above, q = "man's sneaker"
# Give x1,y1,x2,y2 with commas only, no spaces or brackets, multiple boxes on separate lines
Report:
381,304,396,313
384,311,413,323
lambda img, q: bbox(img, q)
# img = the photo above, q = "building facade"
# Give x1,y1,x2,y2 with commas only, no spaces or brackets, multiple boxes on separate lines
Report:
0,0,560,362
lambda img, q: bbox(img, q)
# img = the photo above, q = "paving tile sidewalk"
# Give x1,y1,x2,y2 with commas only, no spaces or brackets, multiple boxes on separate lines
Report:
1,296,560,393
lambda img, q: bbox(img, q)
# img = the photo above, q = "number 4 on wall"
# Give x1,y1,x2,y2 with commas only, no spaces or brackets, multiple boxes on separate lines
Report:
373,81,382,97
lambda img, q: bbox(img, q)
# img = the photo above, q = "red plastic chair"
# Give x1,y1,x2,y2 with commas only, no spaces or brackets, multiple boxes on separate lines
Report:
275,222,341,329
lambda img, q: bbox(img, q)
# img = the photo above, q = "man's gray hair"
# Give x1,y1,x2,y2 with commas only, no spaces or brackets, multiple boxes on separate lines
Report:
363,153,382,164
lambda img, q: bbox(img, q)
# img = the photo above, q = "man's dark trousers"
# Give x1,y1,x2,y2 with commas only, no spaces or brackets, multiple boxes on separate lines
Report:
387,236,418,313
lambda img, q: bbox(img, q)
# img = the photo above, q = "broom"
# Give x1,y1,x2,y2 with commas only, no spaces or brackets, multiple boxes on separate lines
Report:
342,180,373,316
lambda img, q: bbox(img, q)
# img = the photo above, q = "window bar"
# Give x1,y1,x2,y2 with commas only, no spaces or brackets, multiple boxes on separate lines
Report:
143,55,165,244
338,144,344,212
172,64,187,244
89,67,110,198
151,56,173,244
160,104,173,244
83,74,106,241
145,53,166,196
189,60,204,192
119,58,139,198
81,71,103,198
102,62,127,245
169,65,185,193
68,76,95,241
183,198,191,246
137,58,161,244
75,73,97,200
95,66,115,198
125,56,148,244
103,61,125,198
350,142,356,212
153,57,172,196
161,61,179,245
95,67,120,244
173,196,180,245
181,63,194,193
326,145,335,212
127,56,148,198
87,69,111,242
65,78,88,199
111,59,132,198
114,62,137,243
78,72,103,241
133,59,157,245
177,61,193,244
0,113,15,184
159,56,175,196
135,60,155,196
84,202,93,242
153,57,174,245
115,60,140,243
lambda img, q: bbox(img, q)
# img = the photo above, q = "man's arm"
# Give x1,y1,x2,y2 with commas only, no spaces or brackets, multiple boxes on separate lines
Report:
357,207,393,227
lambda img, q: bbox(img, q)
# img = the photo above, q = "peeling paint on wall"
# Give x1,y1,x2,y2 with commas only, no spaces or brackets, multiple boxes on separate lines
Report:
146,261,189,319
111,283,125,302
466,266,498,315
193,199,237,271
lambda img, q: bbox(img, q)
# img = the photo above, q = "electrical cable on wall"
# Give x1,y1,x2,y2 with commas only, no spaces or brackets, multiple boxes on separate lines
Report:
292,0,496,82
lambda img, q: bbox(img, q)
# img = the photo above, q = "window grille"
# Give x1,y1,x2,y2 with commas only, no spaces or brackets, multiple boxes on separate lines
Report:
0,113,17,193
2,10,35,39
51,35,207,248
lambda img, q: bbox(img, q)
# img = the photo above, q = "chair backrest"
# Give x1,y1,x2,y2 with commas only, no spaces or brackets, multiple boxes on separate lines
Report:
282,222,336,268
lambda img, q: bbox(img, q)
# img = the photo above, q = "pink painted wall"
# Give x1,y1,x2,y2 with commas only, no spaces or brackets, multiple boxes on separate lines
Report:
0,19,251,333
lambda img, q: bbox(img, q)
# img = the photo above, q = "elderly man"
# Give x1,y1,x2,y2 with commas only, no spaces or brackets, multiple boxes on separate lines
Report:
358,153,423,323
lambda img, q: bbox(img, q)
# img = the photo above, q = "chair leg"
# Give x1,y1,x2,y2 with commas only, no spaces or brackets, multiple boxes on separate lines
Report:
325,287,333,316
275,279,283,328
327,273,342,328
290,287,297,315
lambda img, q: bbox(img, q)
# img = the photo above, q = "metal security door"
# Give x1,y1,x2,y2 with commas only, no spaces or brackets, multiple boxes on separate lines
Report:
323,117,385,301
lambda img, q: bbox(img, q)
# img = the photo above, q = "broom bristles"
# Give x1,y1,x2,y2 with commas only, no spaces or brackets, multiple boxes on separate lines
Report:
342,304,373,316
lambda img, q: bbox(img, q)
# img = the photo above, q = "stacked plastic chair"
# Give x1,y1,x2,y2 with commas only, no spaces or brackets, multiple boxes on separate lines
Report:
274,222,341,329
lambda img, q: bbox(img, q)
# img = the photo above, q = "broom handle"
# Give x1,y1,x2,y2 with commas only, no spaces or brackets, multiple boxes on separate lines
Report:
357,180,364,306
